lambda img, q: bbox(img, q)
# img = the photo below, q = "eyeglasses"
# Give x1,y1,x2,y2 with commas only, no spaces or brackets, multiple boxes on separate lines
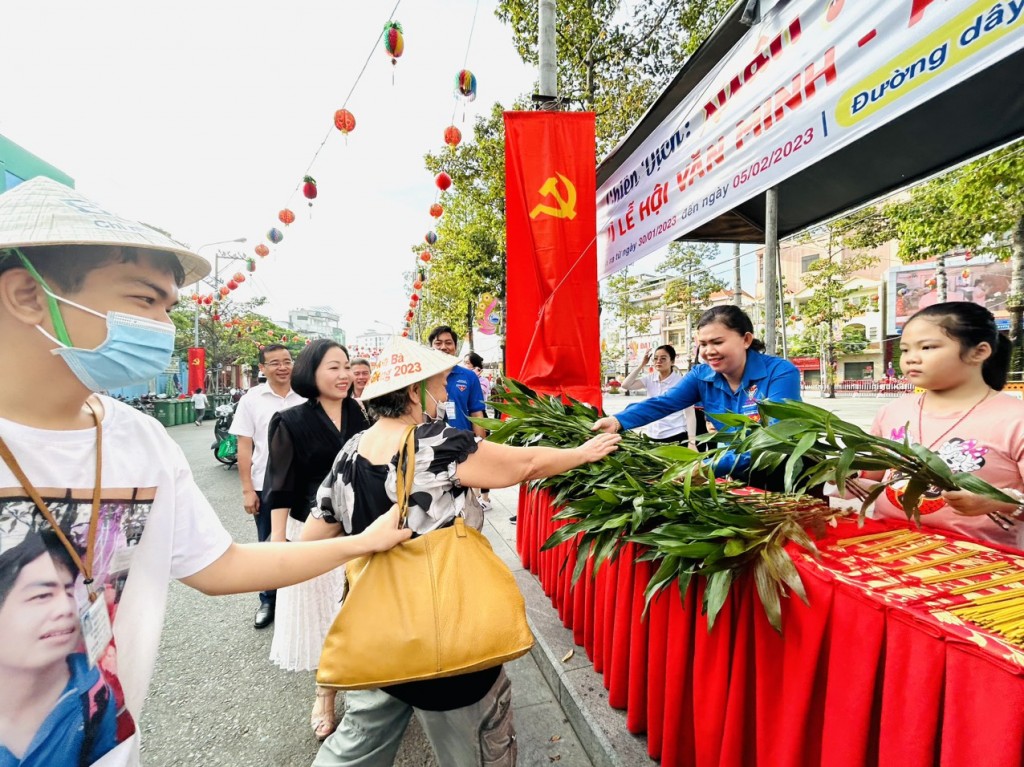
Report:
263,360,293,369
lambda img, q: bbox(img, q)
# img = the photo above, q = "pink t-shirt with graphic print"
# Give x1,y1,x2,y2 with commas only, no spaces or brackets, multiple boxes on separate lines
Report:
869,392,1024,549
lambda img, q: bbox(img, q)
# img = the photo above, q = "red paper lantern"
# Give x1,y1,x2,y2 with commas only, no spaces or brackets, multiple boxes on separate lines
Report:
279,208,295,226
219,287,230,297
435,172,452,191
255,244,270,258
429,203,443,218
303,175,318,204
203,295,213,305
402,330,409,337
227,280,239,290
420,252,432,262
413,280,423,290
281,335,288,342
212,313,220,322
305,339,312,345
233,272,244,282
444,125,461,148
334,109,356,135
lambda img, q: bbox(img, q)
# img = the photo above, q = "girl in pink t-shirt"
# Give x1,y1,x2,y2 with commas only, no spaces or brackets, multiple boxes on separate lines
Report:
867,302,1024,549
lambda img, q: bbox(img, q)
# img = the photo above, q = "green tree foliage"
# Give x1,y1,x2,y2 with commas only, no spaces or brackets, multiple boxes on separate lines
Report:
792,223,877,398
656,241,726,328
848,141,1024,371
604,268,656,374
496,0,732,154
170,296,300,376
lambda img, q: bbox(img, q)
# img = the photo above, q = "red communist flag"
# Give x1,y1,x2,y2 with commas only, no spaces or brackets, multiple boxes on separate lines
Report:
504,112,601,409
187,347,206,394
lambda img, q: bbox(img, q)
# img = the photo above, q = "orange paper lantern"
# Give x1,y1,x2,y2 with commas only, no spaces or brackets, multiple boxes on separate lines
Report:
278,208,295,226
255,244,270,257
420,252,432,262
429,203,443,218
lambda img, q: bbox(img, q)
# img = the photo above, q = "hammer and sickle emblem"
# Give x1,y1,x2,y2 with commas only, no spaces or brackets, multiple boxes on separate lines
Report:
529,172,576,220
191,358,201,366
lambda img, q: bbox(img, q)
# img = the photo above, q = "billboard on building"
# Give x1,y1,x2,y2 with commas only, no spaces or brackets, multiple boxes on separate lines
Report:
887,256,1012,334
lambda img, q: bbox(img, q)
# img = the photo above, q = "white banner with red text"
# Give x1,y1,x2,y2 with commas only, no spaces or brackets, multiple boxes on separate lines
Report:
597,0,1024,278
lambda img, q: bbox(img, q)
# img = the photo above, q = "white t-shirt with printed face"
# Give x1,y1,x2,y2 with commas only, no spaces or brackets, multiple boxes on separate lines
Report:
228,384,305,491
0,397,232,766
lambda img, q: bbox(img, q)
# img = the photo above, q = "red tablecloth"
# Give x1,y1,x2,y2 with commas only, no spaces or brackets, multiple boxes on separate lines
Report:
517,486,1024,767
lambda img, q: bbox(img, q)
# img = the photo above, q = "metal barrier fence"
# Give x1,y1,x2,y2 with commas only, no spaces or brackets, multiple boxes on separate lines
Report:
811,379,915,397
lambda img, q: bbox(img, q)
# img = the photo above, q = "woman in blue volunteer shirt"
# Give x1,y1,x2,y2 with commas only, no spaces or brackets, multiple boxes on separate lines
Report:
593,306,801,481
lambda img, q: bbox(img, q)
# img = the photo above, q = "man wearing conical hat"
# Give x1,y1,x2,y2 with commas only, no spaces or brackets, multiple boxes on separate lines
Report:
0,178,410,766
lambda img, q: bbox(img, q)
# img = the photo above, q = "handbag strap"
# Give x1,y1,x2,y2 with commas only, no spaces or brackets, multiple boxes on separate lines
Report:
395,424,417,524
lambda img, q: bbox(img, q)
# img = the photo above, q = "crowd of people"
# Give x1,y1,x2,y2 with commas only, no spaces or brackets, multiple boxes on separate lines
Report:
0,177,1022,767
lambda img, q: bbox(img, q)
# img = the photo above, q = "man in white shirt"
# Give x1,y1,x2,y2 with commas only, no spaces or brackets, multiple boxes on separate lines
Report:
190,387,209,425
229,344,305,629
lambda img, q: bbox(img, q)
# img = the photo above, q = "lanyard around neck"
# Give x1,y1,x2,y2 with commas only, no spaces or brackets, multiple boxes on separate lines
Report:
0,401,103,600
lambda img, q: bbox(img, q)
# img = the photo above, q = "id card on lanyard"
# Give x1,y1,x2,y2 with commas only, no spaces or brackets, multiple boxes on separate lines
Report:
0,400,113,666
740,384,761,422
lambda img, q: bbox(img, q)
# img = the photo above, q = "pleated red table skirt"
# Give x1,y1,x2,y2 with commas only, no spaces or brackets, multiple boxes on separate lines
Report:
517,486,1024,767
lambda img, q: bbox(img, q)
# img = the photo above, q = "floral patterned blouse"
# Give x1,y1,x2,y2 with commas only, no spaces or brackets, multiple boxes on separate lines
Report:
313,419,484,536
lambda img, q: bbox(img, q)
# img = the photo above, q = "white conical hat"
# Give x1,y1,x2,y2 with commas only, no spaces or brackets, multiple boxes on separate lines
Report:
0,177,211,285
360,336,458,401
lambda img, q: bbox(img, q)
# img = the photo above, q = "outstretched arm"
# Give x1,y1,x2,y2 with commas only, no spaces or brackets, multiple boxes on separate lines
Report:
181,506,410,595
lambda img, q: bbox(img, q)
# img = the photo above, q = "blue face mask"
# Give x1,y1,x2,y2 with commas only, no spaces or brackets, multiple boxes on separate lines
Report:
14,250,177,392
35,291,176,392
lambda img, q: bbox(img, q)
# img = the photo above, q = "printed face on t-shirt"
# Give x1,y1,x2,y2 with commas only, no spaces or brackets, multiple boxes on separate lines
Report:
0,550,78,673
0,488,154,763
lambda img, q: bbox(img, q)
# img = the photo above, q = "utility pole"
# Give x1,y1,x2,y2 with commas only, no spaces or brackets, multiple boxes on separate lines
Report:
764,188,780,355
538,0,557,103
733,242,742,307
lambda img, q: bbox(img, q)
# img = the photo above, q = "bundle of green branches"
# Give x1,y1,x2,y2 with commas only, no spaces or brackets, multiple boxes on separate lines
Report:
481,381,839,630
699,399,1017,522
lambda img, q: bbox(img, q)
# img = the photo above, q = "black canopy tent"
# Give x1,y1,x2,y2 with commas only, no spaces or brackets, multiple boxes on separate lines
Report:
597,3,1024,243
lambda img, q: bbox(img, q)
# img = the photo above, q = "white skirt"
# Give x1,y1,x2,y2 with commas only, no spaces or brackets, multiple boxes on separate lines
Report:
269,516,346,672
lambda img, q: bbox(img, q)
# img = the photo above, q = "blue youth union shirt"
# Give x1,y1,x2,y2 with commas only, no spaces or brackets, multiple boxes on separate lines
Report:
615,351,801,475
445,366,486,431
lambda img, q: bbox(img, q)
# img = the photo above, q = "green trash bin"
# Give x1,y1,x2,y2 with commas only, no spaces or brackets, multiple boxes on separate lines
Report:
183,401,195,424
153,400,174,428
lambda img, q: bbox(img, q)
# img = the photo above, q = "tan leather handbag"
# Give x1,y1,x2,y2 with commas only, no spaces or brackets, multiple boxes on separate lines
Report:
317,425,534,690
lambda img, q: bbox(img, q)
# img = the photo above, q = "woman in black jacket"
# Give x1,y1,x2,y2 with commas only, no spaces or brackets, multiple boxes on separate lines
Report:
263,339,369,740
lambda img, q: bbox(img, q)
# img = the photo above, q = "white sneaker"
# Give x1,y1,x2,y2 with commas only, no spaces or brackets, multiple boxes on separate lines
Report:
479,500,492,511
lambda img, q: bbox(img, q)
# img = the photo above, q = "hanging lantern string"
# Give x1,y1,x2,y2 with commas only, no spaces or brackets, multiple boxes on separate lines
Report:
286,0,404,206
463,0,481,69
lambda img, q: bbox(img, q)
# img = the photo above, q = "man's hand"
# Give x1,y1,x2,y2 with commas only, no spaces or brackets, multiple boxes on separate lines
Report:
243,489,259,516
592,416,621,434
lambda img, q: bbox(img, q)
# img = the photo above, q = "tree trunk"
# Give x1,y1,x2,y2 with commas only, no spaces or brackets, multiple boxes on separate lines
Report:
936,254,947,302
1010,212,1024,377
467,298,475,353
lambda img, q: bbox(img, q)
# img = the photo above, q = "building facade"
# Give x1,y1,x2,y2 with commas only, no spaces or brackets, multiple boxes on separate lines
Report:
0,133,74,191
288,306,345,345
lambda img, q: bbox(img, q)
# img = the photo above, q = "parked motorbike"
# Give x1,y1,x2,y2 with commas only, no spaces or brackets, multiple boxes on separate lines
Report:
212,402,238,466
